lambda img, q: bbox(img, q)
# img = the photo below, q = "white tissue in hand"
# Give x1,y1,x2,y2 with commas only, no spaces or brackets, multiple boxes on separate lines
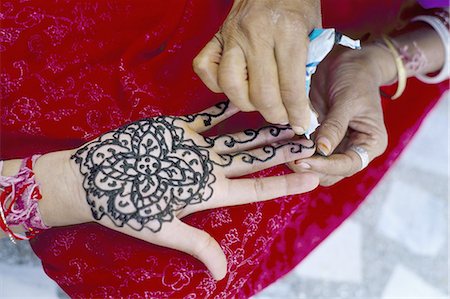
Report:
305,109,319,139
303,28,360,139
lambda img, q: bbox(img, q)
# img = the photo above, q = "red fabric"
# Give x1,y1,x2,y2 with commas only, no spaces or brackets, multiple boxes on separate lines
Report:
0,0,447,298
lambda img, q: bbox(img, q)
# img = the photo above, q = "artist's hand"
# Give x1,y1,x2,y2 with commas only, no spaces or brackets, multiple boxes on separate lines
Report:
42,102,318,280
289,45,393,186
193,0,321,134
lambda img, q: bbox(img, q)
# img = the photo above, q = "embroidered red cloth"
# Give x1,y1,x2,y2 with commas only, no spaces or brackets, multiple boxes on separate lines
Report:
0,0,447,298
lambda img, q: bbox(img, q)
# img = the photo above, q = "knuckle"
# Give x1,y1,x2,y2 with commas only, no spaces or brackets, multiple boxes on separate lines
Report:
289,112,310,128
238,12,267,31
228,134,244,151
253,178,265,201
192,56,208,75
280,87,301,103
258,101,277,110
252,94,278,110
348,157,362,176
193,234,214,257
277,13,306,32
218,77,240,96
322,119,346,144
277,15,310,41
364,123,388,158
262,111,287,124
223,84,241,97
286,161,297,172
279,144,290,161
239,105,255,112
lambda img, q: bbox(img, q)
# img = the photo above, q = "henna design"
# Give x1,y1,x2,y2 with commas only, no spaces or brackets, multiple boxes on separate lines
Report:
398,42,428,74
179,101,229,127
203,126,291,149
72,101,313,233
216,142,315,167
71,117,216,232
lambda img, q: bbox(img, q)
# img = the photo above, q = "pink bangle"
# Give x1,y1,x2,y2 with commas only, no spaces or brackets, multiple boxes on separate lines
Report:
412,14,450,84
0,155,50,243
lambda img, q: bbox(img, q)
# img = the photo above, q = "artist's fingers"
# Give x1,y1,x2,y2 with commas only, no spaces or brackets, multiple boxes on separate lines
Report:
218,45,254,111
223,172,319,205
186,101,240,133
151,219,227,281
294,122,387,177
193,35,224,93
247,47,289,125
314,103,352,156
221,139,315,178
205,126,295,154
293,152,362,177
290,144,375,178
275,31,311,135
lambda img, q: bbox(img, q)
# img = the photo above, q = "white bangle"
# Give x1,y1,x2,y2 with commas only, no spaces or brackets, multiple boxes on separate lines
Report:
412,15,449,84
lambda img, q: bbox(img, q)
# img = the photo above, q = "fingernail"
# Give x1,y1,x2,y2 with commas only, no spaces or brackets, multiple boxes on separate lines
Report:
292,126,306,135
317,137,331,156
294,161,311,169
279,121,289,125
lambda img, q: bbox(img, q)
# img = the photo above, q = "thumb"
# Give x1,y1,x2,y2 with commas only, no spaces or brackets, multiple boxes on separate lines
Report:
193,34,224,93
315,104,351,156
155,219,228,280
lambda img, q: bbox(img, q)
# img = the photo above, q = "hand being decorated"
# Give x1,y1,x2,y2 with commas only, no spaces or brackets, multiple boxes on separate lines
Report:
60,102,319,280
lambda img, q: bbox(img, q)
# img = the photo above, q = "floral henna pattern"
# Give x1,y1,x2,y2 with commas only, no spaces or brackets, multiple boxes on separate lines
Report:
71,116,215,232
203,126,292,149
178,101,229,127
72,101,314,233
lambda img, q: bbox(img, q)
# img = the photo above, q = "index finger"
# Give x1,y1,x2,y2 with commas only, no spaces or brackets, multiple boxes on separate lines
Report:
246,46,289,125
275,31,311,135
193,35,224,93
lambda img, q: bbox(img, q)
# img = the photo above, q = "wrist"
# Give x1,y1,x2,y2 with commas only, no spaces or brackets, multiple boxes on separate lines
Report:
33,150,88,227
1,159,21,176
361,43,398,86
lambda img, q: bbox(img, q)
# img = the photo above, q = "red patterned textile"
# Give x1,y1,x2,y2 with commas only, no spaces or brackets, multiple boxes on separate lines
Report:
0,0,447,298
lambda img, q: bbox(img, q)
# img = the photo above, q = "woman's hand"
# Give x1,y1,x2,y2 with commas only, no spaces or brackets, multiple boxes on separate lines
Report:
289,45,395,186
193,0,321,134
37,102,318,280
